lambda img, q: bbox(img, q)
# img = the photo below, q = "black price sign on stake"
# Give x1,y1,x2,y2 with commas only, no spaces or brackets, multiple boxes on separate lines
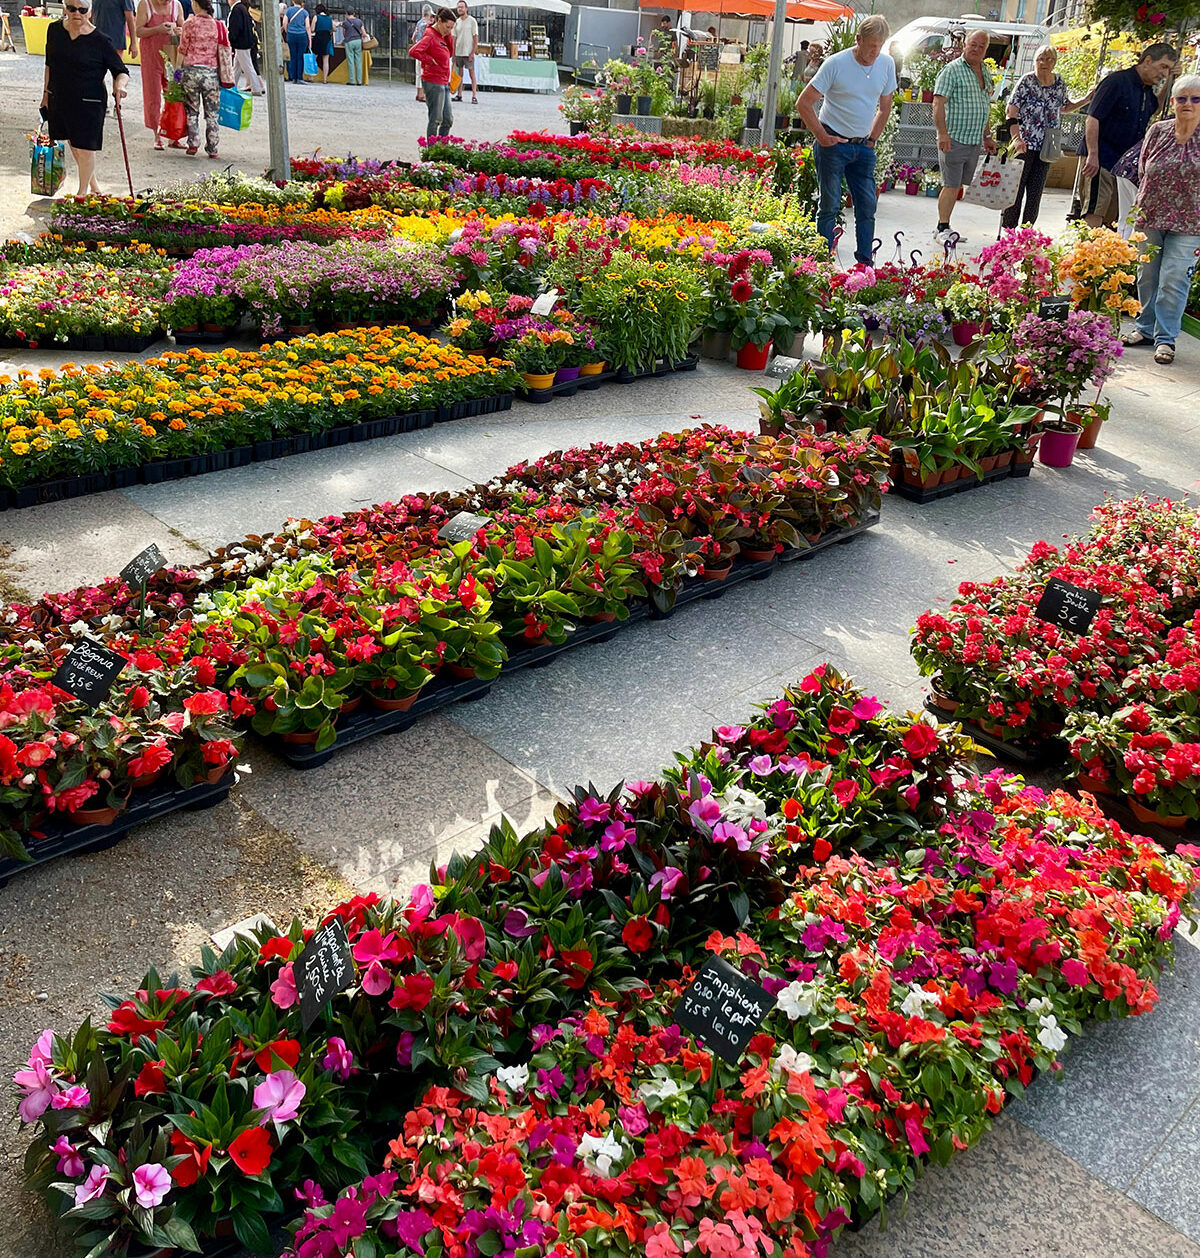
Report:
674,955,776,1066
530,288,560,317
120,543,166,589
438,511,492,543
765,355,802,380
1035,578,1103,636
297,917,355,1030
1038,296,1070,321
51,639,127,708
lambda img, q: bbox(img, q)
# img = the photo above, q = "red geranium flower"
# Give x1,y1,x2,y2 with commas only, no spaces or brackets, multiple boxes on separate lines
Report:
228,1126,273,1177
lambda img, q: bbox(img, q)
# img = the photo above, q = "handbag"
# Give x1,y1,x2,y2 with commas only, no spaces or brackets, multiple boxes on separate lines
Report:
1039,124,1064,164
29,124,66,196
216,21,235,88
961,153,1023,213
303,50,318,75
218,86,252,129
362,32,378,50
159,98,188,141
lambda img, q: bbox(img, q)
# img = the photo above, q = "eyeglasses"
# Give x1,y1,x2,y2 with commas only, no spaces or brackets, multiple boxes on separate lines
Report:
64,5,89,12
1176,95,1200,104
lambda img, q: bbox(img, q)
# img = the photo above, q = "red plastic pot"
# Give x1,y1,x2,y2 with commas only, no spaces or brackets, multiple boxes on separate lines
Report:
735,340,772,370
1038,425,1082,468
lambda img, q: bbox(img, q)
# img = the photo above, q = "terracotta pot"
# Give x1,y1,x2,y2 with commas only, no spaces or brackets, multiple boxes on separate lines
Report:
586,610,618,623
939,464,962,485
280,727,323,745
175,323,199,334
202,762,232,785
202,321,225,333
997,449,1015,468
1076,415,1103,450
522,371,556,390
286,325,315,336
1075,771,1114,797
369,689,421,712
1128,797,1188,830
340,693,363,715
978,720,1006,739
928,684,960,714
445,662,477,680
129,766,167,790
69,802,123,827
741,545,776,563
702,559,733,581
978,453,998,472
579,361,606,375
902,466,940,490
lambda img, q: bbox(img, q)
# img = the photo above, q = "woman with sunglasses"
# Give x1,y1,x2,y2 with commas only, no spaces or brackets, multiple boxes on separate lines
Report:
1125,74,1200,365
41,0,129,195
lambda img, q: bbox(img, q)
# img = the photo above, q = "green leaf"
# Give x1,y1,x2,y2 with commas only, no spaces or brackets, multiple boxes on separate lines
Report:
476,1231,504,1257
232,1207,273,1254
163,1214,203,1254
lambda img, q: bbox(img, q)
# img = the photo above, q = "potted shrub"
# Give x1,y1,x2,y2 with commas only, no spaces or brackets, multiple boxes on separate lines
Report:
1069,397,1111,451
943,280,996,347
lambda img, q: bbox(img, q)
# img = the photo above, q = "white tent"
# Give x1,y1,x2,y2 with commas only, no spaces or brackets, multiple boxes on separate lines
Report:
473,0,571,14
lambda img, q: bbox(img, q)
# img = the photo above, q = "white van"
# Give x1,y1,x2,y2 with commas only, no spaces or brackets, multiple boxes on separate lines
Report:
888,15,1050,96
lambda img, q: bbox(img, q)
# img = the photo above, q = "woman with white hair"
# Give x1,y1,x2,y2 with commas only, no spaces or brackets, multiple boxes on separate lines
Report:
1124,73,1200,364
40,0,129,194
1001,44,1091,228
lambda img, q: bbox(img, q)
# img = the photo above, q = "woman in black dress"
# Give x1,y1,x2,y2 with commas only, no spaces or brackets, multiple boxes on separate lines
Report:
40,0,129,195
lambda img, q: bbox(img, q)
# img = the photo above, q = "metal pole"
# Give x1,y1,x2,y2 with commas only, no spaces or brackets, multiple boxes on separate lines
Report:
760,0,787,146
260,3,291,180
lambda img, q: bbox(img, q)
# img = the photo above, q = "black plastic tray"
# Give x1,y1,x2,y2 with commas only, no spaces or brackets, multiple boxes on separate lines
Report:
891,459,1033,504
1072,787,1199,851
274,513,881,769
923,699,1068,769
0,770,234,888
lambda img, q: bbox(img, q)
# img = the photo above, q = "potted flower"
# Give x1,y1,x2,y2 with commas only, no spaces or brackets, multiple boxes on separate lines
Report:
512,327,572,390
923,166,941,197
942,280,996,347
1070,396,1111,451
894,162,923,196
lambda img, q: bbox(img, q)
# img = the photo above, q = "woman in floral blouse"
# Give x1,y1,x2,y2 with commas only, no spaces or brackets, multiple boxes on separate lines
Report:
1125,74,1200,364
1002,45,1091,229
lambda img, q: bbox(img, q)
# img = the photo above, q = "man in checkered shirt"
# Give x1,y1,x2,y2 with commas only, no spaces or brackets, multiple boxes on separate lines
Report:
932,29,998,243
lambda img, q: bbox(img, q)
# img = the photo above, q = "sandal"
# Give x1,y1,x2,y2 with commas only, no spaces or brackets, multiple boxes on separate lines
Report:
471,95,478,103
154,138,164,150
1154,344,1175,364
1122,330,1152,347
169,139,186,149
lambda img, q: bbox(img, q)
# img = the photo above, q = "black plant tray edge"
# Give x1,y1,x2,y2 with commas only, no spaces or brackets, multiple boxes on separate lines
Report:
516,370,616,403
3,330,165,354
922,699,1068,769
0,770,233,888
891,459,1033,505
0,394,513,512
273,514,879,770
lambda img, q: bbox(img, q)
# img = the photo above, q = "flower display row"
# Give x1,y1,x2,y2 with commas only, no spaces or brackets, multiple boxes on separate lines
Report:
0,329,517,494
911,496,1200,823
16,663,1198,1256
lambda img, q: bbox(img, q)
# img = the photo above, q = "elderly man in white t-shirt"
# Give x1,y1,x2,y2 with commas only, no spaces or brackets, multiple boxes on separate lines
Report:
797,14,896,266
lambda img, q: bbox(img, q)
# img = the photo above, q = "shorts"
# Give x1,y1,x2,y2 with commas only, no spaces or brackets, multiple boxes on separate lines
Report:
1081,167,1118,224
454,53,473,68
938,139,982,189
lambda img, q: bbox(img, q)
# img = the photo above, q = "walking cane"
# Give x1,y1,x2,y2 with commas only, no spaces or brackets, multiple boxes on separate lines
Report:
114,96,135,198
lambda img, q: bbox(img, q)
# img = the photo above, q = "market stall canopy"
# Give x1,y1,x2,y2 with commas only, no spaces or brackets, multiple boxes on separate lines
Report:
474,0,572,14
639,0,854,17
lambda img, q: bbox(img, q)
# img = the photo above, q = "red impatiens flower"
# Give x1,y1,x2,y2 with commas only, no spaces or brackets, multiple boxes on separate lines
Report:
901,722,940,759
389,972,435,1012
259,936,296,963
831,779,859,807
559,948,595,989
195,970,238,998
731,278,754,303
170,1129,212,1186
106,1001,168,1040
133,1059,166,1097
622,917,655,954
492,960,519,981
254,1038,302,1072
228,1126,273,1176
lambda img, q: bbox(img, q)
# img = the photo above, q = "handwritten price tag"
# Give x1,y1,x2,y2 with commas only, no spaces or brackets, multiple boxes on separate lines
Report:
438,511,492,543
297,917,355,1030
674,956,775,1065
1034,578,1102,636
51,640,127,709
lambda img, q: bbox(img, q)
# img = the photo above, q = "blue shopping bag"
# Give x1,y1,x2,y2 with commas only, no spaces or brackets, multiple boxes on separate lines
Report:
218,87,252,130
303,51,318,76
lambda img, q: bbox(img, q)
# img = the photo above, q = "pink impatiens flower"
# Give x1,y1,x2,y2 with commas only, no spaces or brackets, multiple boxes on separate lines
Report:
13,1059,58,1124
50,1085,90,1111
270,962,298,1010
52,1136,84,1177
253,1070,306,1125
132,1162,172,1209
74,1164,109,1207
321,1037,355,1082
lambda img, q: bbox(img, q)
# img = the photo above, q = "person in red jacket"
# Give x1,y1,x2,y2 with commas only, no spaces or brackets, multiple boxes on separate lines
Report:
410,7,455,140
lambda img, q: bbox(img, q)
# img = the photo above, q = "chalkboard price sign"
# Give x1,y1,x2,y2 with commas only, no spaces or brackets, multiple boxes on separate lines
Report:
437,511,492,543
51,640,128,708
1038,296,1070,321
674,956,776,1065
120,543,166,589
297,917,355,1030
1034,578,1102,636
764,355,802,380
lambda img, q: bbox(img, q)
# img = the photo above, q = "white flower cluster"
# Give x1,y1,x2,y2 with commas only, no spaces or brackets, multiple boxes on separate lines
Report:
578,1129,628,1177
495,1063,529,1094
777,980,816,1021
899,986,942,1018
772,1044,814,1077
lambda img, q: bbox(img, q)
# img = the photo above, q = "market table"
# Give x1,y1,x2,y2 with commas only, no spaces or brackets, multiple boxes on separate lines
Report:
474,55,559,93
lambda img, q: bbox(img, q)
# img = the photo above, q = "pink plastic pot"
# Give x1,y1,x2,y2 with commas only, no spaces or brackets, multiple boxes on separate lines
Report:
951,320,980,347
1037,425,1082,468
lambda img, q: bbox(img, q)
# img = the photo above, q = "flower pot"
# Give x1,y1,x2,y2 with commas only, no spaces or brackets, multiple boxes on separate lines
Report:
586,610,618,623
702,559,733,581
129,766,168,790
636,95,653,116
1128,797,1188,830
745,106,763,128
1038,424,1082,468
445,662,477,680
735,340,772,370
202,762,233,785
741,544,776,563
579,360,606,375
939,464,961,484
175,323,199,334
951,320,981,347
369,688,422,712
997,449,1015,468
280,728,324,745
905,180,920,196
1075,771,1114,797
285,325,315,336
902,466,940,490
202,321,225,333
1076,414,1104,450
700,329,731,360
522,371,556,390
555,366,581,384
928,683,959,714
340,693,363,715
774,114,789,133
925,186,939,197
978,453,999,472
69,803,123,828
921,89,934,103
568,121,589,135
615,93,632,114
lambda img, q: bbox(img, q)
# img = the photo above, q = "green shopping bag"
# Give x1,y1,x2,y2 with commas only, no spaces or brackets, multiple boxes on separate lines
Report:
218,88,252,131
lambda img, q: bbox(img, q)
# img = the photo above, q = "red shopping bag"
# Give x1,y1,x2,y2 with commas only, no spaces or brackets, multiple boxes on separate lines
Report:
159,100,187,141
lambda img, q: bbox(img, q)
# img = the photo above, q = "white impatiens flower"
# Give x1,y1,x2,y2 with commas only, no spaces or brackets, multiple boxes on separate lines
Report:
899,986,941,1018
638,1076,681,1108
495,1064,529,1094
773,1044,814,1078
1026,996,1052,1015
777,980,816,1021
1037,1014,1068,1053
578,1130,627,1177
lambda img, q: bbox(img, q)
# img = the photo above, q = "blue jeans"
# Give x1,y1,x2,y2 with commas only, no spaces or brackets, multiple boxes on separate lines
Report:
814,139,877,265
286,31,307,81
1135,228,1200,347
424,82,452,137
343,37,362,84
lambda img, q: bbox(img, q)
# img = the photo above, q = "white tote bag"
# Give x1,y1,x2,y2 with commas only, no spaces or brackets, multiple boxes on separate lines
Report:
961,153,1023,213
